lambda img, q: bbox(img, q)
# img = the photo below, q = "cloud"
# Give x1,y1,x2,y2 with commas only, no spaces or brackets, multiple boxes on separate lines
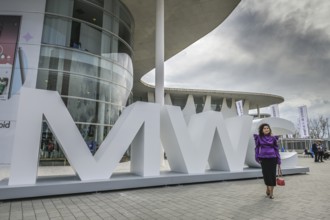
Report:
142,0,330,123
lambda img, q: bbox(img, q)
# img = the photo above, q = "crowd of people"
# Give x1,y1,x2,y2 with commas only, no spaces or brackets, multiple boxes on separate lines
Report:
305,141,329,162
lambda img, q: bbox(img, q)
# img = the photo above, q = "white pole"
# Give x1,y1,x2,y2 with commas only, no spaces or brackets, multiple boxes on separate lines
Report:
155,0,165,166
326,118,329,149
327,118,329,138
155,0,164,105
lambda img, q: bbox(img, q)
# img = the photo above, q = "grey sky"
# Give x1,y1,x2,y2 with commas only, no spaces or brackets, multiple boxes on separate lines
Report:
142,0,330,125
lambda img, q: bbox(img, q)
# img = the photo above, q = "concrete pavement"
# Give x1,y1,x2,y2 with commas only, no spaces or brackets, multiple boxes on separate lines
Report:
0,157,329,220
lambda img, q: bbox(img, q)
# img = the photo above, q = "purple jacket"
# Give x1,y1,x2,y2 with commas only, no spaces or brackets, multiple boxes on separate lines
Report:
254,134,281,165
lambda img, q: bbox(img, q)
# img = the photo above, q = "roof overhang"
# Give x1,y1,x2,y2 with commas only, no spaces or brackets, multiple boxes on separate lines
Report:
164,87,284,109
141,84,284,109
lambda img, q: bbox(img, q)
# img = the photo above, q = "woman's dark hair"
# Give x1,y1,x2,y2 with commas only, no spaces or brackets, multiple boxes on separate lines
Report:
258,123,272,136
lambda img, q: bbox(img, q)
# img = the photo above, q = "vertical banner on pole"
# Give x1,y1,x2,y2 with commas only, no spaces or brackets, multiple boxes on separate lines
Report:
0,16,21,100
298,105,309,138
235,100,244,116
269,104,280,117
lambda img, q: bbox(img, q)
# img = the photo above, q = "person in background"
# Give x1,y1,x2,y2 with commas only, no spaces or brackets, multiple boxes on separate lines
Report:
323,148,330,160
86,139,97,155
46,137,54,158
304,148,313,158
317,141,324,162
254,123,281,199
312,142,318,162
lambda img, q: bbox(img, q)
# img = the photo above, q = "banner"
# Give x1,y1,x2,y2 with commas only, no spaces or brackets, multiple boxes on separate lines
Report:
269,104,280,117
298,105,309,138
235,100,244,116
0,16,21,100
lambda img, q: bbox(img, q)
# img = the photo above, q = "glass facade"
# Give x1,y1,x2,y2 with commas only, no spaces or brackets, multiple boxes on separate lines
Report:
36,0,134,160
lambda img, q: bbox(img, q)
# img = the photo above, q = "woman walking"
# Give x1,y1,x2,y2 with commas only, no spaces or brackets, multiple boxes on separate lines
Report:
254,123,281,199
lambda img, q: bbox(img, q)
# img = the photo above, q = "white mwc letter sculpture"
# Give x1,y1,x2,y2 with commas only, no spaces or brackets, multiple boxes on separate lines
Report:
9,88,161,185
161,106,252,173
8,88,269,187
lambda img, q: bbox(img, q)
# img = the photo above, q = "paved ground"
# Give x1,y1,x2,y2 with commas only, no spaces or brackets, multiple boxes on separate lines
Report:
0,158,329,220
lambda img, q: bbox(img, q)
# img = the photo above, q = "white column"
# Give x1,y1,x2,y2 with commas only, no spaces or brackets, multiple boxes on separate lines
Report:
97,95,105,145
155,0,165,166
243,100,250,115
155,0,164,105
164,93,173,105
203,96,212,112
257,105,260,118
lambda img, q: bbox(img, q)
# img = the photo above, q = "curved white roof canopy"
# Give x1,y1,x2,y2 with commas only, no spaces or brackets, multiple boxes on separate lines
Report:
143,84,284,109
122,0,284,108
122,0,241,94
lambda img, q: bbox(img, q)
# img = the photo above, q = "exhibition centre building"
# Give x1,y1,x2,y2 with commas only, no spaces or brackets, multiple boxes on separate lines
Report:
0,0,283,164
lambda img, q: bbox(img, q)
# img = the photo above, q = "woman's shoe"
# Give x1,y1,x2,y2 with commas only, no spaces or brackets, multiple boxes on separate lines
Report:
269,195,274,199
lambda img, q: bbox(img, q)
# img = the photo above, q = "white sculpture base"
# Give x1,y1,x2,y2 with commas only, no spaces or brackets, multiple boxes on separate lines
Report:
0,166,309,200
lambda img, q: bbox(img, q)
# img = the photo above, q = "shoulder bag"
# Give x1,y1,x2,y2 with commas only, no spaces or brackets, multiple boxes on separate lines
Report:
276,166,285,186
